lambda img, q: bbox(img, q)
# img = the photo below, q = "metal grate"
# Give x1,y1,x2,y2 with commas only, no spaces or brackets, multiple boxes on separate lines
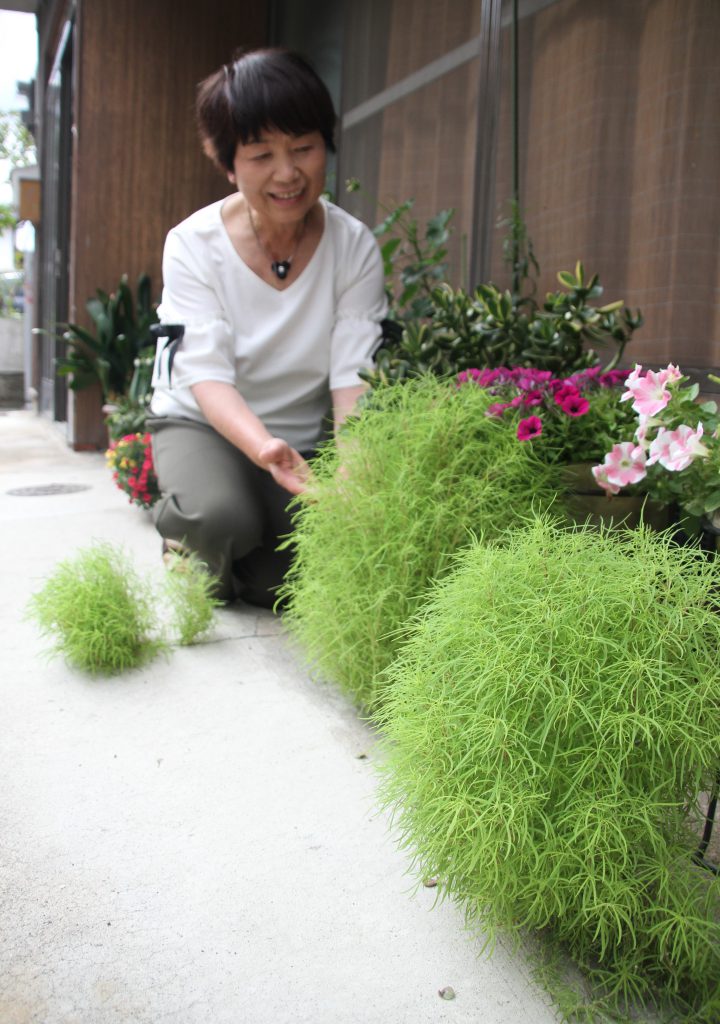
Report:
6,483,91,496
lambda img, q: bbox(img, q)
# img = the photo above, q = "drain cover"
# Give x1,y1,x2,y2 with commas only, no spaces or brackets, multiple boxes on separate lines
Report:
7,483,92,496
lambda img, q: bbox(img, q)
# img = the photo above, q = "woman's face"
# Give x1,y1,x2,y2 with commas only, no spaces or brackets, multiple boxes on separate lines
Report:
230,128,327,227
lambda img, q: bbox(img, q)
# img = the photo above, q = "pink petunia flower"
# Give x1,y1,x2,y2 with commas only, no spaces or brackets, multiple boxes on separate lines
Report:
647,423,709,472
559,393,590,417
634,414,661,448
517,416,543,441
602,442,647,487
591,463,622,495
620,366,672,416
659,363,682,384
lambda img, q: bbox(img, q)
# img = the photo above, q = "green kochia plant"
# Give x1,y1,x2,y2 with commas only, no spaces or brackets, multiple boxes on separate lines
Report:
162,550,222,646
280,377,560,711
54,273,159,402
27,542,219,674
27,542,163,673
376,518,720,1021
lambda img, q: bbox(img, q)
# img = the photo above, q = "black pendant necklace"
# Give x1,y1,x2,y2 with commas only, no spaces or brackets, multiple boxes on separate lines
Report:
248,208,307,281
271,259,291,280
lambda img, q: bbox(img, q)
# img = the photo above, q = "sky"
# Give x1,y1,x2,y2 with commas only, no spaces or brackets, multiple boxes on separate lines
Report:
0,10,37,111
0,10,38,207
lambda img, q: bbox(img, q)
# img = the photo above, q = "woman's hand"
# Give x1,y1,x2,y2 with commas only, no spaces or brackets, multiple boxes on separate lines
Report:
256,437,310,495
191,381,311,493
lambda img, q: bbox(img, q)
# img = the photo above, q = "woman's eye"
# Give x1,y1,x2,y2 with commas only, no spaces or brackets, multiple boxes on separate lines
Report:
294,145,312,154
252,153,271,161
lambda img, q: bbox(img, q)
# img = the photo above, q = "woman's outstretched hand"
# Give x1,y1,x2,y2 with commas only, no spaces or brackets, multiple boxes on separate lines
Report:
257,437,311,495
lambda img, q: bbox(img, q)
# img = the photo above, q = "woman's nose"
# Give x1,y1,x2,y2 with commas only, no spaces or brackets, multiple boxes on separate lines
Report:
273,152,300,181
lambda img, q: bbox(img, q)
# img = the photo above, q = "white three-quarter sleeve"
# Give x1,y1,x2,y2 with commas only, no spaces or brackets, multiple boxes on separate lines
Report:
329,219,387,390
154,228,236,390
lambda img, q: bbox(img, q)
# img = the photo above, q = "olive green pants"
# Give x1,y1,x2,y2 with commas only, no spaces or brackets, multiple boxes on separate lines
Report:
149,416,306,606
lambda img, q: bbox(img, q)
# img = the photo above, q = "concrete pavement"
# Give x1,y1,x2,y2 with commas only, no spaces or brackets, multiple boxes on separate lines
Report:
0,409,558,1024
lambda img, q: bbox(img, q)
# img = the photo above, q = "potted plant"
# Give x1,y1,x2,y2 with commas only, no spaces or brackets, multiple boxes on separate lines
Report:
53,273,158,405
592,364,720,541
362,258,643,386
456,364,666,528
105,432,160,511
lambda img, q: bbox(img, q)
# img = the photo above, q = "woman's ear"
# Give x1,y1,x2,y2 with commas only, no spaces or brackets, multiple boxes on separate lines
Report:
227,171,236,185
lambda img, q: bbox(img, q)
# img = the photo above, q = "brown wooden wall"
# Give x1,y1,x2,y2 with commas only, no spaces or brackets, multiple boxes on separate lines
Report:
489,0,720,373
69,0,269,446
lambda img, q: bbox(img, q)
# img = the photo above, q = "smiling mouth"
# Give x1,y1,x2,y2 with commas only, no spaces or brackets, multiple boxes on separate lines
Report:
270,188,304,200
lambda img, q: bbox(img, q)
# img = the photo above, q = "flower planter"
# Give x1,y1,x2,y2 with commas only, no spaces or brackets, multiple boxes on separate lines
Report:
561,462,671,530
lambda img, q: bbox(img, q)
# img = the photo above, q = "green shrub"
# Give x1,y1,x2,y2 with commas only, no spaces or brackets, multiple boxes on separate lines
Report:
162,550,222,645
376,518,720,1020
27,542,163,673
280,377,560,710
28,543,220,673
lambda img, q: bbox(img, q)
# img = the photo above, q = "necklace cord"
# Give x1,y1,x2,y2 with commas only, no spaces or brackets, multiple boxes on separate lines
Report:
248,207,308,280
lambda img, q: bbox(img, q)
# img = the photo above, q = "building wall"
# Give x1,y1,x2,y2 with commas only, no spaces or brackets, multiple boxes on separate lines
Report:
66,0,269,445
338,0,719,374
489,0,720,372
339,0,490,289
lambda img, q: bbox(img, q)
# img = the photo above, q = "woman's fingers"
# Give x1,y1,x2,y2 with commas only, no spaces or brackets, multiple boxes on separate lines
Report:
259,438,312,495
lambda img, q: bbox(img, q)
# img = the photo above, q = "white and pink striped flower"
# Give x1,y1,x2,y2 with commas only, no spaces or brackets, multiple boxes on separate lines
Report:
646,423,709,472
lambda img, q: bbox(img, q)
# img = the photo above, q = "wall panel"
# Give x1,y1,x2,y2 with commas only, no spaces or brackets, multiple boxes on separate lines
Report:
490,0,720,372
69,0,268,445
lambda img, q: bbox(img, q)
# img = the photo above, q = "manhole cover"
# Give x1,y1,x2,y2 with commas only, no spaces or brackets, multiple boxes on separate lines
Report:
6,483,92,496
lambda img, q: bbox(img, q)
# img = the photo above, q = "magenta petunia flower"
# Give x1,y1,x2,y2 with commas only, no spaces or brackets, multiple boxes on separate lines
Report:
523,389,544,407
474,368,503,387
559,393,590,417
485,401,512,417
517,416,543,440
553,384,581,406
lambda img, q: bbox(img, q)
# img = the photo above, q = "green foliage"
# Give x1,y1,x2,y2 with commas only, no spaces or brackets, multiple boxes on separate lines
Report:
356,191,642,386
376,518,720,1020
499,198,540,301
280,377,560,710
162,551,222,645
0,113,36,170
54,273,159,402
105,396,151,442
27,542,220,673
0,202,17,232
27,543,162,673
364,261,643,387
372,198,454,320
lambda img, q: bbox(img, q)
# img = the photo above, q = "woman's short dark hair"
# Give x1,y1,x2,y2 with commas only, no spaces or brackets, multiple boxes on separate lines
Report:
196,48,336,173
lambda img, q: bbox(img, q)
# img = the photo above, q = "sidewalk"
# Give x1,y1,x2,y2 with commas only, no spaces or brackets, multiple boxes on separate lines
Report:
0,409,558,1024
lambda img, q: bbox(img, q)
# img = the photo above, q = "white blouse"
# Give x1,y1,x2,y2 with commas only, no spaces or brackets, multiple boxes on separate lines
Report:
150,197,387,451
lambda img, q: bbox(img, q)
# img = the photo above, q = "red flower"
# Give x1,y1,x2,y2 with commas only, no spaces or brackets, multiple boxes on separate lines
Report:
559,393,590,417
517,416,543,440
553,384,581,405
523,390,544,407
